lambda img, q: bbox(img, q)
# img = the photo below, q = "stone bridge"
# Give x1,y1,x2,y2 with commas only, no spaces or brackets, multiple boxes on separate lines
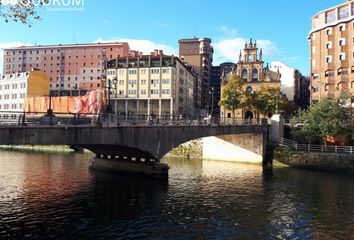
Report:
0,123,268,161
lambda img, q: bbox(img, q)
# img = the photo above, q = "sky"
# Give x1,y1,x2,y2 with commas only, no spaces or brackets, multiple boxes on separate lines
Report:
0,0,346,75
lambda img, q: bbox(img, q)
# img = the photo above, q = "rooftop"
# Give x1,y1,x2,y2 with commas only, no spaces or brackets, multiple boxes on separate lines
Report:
3,42,130,51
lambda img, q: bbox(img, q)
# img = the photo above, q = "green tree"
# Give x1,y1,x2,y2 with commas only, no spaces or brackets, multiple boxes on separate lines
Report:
291,99,352,143
0,0,47,27
219,74,244,117
252,86,287,117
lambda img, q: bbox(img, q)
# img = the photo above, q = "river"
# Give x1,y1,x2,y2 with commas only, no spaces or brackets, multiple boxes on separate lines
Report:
0,149,353,239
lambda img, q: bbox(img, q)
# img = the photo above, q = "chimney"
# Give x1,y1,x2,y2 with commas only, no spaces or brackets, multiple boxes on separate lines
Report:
154,49,158,56
159,50,163,56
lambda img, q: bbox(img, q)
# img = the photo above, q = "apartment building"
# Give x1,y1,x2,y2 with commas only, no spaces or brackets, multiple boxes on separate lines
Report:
3,42,130,96
309,0,354,103
211,62,236,116
104,50,200,117
179,38,213,115
0,69,50,112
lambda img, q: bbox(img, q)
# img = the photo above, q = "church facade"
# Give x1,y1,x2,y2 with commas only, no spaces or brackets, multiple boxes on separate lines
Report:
220,39,281,119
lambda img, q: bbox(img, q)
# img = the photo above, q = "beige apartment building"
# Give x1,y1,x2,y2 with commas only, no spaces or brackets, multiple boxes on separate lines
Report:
105,50,200,117
309,0,354,103
179,38,213,114
3,42,130,96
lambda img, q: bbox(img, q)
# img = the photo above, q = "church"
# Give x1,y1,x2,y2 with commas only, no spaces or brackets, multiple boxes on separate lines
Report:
220,39,281,119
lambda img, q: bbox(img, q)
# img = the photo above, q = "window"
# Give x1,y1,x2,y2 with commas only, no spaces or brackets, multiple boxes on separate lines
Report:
242,69,248,80
325,70,330,77
339,24,346,32
326,28,332,35
248,54,253,62
337,68,342,75
326,56,332,63
351,66,354,73
339,53,345,61
140,89,147,95
141,79,147,85
119,80,124,85
339,39,345,46
326,10,336,23
162,79,171,84
128,80,137,86
326,41,332,49
151,89,159,94
128,69,137,75
252,69,258,81
313,74,319,80
151,79,159,85
128,90,137,95
162,68,171,74
162,89,170,94
141,69,147,74
339,6,349,20
151,69,160,74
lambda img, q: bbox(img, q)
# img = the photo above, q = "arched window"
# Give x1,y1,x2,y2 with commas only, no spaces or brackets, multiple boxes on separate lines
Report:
248,54,253,62
252,68,258,81
242,69,248,80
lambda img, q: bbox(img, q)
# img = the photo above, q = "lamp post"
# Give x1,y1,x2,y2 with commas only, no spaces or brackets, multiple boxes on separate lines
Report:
101,77,118,113
209,86,215,117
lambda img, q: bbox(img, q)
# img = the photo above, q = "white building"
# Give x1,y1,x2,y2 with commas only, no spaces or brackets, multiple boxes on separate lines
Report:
270,61,297,101
0,70,50,112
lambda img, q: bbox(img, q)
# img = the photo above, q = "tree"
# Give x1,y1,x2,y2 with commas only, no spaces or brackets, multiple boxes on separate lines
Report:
252,86,287,117
219,74,244,117
290,99,352,144
0,0,47,27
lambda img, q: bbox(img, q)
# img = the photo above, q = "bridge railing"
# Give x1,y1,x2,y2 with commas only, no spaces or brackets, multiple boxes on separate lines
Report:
0,111,264,127
105,114,264,127
0,111,100,126
271,137,354,154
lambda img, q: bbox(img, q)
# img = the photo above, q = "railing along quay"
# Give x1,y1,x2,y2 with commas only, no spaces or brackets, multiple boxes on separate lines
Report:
271,137,354,155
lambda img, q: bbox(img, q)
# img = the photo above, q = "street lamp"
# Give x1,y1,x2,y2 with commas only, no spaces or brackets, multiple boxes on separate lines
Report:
209,86,215,117
101,77,118,113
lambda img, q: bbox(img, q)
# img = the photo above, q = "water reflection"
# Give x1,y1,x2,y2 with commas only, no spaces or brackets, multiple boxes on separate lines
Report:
0,150,353,239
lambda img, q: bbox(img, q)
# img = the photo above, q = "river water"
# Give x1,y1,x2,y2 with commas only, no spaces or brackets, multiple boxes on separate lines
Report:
0,149,353,239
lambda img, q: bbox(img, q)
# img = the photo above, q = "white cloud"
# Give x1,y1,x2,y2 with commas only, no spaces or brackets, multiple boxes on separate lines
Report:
95,38,177,56
0,42,32,75
219,26,238,37
213,38,279,65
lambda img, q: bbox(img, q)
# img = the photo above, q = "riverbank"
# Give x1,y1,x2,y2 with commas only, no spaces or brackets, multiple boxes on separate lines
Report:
167,140,202,159
0,145,86,153
274,146,354,174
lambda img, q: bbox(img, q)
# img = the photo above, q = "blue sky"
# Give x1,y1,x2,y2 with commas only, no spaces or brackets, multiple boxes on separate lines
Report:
0,0,345,75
